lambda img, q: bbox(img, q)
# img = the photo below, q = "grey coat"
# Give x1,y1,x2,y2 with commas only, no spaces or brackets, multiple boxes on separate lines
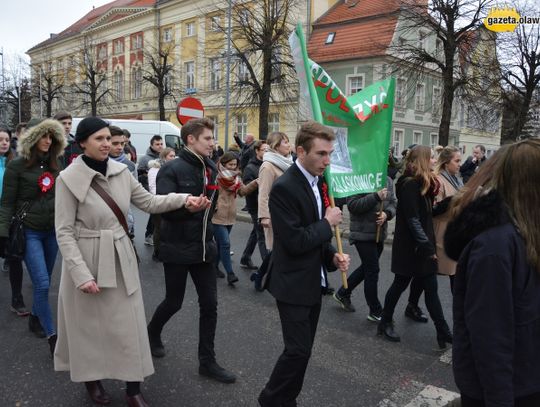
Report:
347,177,396,243
54,155,189,382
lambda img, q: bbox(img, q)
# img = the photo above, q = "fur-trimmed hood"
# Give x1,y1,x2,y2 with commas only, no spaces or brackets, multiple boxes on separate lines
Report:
17,119,67,160
444,189,512,261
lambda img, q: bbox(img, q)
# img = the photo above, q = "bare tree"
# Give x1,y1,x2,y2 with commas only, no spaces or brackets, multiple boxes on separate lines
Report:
499,2,540,140
3,53,32,126
390,0,495,146
72,36,111,116
32,60,64,118
208,0,299,138
142,43,177,121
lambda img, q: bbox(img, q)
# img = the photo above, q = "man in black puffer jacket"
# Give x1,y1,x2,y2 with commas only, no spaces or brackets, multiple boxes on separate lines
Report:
147,117,237,385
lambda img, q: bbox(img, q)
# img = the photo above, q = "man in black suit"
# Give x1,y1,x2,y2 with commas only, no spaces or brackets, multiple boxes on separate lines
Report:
258,121,350,407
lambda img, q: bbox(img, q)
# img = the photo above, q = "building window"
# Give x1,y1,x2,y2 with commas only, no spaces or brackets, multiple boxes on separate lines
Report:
271,47,282,83
346,74,364,96
210,15,220,31
185,61,195,90
114,69,124,100
164,72,173,93
186,22,195,37
236,114,247,139
237,60,249,85
207,116,219,139
432,86,441,117
163,28,173,42
449,136,456,147
325,32,336,44
417,30,428,51
430,133,438,149
132,66,142,99
396,77,406,108
268,113,279,133
413,131,422,146
435,39,443,56
98,45,107,60
415,83,425,111
131,34,143,50
209,58,221,90
239,9,249,26
113,39,124,55
392,129,404,156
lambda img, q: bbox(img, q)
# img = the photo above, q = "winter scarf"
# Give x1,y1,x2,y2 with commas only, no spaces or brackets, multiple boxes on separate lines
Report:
263,150,293,172
439,169,463,191
217,163,241,195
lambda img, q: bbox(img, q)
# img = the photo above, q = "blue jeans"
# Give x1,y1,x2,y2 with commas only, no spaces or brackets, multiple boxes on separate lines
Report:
24,228,58,337
213,224,233,274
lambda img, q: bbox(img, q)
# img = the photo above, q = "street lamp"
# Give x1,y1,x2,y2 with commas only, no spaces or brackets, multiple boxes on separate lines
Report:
0,48,5,125
224,0,232,150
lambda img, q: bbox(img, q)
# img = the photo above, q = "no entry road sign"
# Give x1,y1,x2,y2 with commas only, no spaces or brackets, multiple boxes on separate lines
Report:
176,97,204,125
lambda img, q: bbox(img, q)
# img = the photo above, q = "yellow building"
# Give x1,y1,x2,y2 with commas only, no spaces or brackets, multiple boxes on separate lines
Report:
28,0,339,148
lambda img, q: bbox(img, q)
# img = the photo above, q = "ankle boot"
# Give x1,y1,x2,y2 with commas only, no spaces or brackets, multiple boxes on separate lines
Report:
377,320,400,342
126,393,149,407
48,334,57,357
405,303,429,323
28,314,46,338
147,326,165,358
85,381,112,405
436,323,453,350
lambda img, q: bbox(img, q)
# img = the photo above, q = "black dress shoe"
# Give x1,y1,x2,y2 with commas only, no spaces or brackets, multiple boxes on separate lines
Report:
227,272,239,285
377,321,401,342
405,304,428,323
436,324,453,350
48,334,57,357
240,258,258,270
126,393,149,407
28,314,46,338
85,381,112,405
148,329,165,358
199,362,236,383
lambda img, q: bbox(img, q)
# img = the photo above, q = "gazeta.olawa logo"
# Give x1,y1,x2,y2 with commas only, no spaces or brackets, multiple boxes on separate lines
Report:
484,7,540,32
484,7,521,32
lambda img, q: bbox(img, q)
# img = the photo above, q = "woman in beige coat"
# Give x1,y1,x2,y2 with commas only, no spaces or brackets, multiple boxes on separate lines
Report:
54,117,208,407
257,131,293,249
433,146,463,289
212,152,257,285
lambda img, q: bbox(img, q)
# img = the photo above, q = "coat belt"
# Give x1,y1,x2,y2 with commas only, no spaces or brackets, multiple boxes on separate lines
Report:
74,224,138,295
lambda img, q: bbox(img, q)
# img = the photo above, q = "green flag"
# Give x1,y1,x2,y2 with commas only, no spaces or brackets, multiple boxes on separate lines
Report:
289,24,395,198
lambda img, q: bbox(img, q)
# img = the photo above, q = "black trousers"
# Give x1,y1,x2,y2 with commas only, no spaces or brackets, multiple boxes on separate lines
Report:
147,262,217,365
8,258,24,302
259,300,321,407
339,241,384,313
461,392,540,407
408,274,455,305
145,215,154,238
241,210,268,262
382,273,446,329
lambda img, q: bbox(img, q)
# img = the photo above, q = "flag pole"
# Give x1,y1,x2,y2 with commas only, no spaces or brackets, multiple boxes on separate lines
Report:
295,24,348,289
375,201,384,243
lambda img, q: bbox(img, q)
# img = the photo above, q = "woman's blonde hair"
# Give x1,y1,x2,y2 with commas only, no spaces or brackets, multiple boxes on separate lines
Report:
159,147,175,160
404,145,438,195
266,131,289,151
435,146,460,174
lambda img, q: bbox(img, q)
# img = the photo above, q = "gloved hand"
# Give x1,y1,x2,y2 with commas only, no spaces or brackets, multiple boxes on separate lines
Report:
0,237,7,258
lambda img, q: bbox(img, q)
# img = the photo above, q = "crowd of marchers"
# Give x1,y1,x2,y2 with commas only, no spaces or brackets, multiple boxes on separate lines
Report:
0,114,539,407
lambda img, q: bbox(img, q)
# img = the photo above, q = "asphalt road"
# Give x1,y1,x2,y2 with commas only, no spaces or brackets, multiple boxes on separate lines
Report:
0,208,457,407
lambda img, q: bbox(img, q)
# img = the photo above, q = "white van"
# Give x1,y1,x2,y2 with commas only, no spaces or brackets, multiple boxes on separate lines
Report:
72,118,182,162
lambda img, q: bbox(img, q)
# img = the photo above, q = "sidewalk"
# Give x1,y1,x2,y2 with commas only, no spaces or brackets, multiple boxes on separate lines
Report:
234,196,396,244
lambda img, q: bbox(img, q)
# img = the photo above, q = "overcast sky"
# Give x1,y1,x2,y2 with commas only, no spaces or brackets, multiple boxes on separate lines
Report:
1,0,112,57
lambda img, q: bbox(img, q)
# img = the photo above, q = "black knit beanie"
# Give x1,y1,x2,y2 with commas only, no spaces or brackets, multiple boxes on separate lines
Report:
75,117,109,143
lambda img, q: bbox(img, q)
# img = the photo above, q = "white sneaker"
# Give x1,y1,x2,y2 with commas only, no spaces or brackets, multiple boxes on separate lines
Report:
230,251,234,256
144,236,154,246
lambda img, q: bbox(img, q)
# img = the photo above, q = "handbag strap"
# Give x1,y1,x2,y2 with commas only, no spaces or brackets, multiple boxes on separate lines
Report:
90,179,130,236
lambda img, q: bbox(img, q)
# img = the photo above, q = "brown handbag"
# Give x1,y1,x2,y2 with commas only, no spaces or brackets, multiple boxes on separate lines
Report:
90,179,140,263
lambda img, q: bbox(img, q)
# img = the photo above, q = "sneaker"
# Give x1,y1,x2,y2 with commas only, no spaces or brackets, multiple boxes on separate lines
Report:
199,362,236,383
240,258,258,270
11,297,30,317
367,310,382,322
332,292,356,312
230,250,234,256
405,303,428,323
144,236,154,246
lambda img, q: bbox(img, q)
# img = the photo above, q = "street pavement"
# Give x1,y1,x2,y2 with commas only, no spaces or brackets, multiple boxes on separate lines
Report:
0,202,458,407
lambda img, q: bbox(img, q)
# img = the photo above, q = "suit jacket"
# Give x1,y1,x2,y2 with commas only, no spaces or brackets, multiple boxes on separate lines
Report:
267,163,337,306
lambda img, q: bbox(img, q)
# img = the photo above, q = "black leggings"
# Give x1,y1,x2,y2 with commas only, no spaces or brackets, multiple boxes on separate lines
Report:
382,273,447,329
408,274,455,306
